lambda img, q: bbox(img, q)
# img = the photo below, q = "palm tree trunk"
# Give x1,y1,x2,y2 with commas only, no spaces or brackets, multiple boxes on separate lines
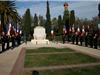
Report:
0,13,4,36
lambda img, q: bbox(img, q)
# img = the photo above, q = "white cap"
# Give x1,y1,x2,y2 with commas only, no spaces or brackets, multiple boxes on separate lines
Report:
77,27,80,32
51,30,54,34
82,28,85,32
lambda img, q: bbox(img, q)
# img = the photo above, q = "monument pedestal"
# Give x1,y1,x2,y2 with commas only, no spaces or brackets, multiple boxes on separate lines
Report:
31,39,49,44
31,26,49,45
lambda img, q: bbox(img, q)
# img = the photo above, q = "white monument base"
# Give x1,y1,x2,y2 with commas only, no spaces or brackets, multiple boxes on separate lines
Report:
31,26,49,45
31,39,49,44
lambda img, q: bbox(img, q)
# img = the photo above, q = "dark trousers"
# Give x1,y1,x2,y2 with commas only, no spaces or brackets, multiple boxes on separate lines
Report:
62,36,65,44
80,37,83,46
76,36,78,45
94,39,98,49
6,40,9,49
72,35,75,44
2,42,5,51
11,37,15,48
85,37,88,47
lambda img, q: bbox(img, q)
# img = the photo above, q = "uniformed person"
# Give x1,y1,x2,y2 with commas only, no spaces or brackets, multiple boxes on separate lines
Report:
10,26,15,48
71,27,75,44
93,33,98,49
6,34,10,49
11,34,15,48
62,27,67,44
15,32,19,46
98,35,100,48
80,32,83,46
84,32,88,47
62,34,66,44
1,32,6,51
80,27,85,46
88,27,93,48
89,33,93,48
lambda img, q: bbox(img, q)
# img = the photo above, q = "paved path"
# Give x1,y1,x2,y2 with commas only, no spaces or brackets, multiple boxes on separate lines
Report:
24,62,100,71
64,44,100,59
0,43,25,75
0,41,100,75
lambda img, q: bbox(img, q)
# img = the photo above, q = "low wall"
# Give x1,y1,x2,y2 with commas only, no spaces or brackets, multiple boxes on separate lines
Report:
10,47,26,75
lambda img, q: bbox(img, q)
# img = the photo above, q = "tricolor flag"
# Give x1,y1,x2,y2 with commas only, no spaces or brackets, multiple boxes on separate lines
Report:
72,25,75,32
7,23,11,36
10,24,15,36
63,25,67,34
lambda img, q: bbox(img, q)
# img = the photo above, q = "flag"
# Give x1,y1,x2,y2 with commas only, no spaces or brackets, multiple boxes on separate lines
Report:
77,27,80,32
10,25,15,36
63,25,67,34
76,27,81,35
7,23,11,36
51,30,54,35
72,25,75,32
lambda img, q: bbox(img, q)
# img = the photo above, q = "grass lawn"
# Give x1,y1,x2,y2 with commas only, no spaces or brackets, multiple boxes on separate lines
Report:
26,47,75,53
24,48,100,67
24,65,100,75
40,65,100,75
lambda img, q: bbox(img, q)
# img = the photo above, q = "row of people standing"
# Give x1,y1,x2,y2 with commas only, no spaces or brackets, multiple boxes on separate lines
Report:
1,32,21,52
62,26,100,49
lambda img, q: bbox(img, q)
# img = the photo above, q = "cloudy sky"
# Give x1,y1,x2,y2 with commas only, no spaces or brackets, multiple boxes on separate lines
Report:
15,0,100,20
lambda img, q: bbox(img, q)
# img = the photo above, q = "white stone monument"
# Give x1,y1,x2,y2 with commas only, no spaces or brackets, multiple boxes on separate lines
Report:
31,26,49,44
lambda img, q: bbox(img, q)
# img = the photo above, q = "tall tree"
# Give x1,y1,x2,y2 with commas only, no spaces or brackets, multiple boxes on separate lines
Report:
46,1,51,36
23,8,32,40
52,17,57,25
69,10,75,27
58,15,63,35
63,9,69,30
33,13,38,27
0,1,20,36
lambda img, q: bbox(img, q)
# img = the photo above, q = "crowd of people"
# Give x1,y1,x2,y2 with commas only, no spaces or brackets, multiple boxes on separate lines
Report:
62,25,100,49
0,25,22,52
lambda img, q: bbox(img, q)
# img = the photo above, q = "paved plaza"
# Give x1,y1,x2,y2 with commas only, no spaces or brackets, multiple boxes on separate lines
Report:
0,42,100,75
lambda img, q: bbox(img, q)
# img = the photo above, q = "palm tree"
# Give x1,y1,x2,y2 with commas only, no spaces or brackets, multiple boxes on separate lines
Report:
0,1,20,36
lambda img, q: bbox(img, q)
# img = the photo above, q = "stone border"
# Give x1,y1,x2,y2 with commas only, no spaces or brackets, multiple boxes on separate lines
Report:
24,62,100,71
10,47,26,75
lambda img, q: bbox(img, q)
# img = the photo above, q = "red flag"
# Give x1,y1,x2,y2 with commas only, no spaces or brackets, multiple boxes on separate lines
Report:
10,25,15,36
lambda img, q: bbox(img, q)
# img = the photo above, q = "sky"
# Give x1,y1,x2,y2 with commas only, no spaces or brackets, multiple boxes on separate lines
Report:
15,0,100,20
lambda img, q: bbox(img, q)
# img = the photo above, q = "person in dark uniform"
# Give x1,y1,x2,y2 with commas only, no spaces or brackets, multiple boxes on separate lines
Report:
93,33,98,49
15,32,18,46
84,32,88,47
10,26,16,48
16,32,21,46
62,34,65,44
1,32,6,51
75,31,79,45
71,25,75,44
71,30,75,44
6,34,10,49
99,35,100,48
89,33,93,48
79,32,83,46
62,27,66,44
88,27,94,48
11,34,15,48
18,34,21,45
